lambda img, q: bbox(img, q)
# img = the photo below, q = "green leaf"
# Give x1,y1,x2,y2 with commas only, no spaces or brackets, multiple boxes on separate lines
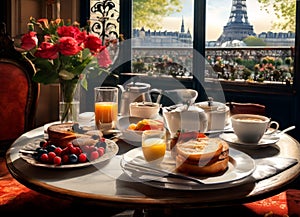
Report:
33,70,59,84
80,76,88,91
32,58,59,84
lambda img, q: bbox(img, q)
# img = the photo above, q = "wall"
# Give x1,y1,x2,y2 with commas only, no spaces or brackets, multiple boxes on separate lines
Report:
7,0,81,127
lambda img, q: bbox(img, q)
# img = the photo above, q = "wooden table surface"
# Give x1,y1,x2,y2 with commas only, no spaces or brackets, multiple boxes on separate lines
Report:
5,126,300,210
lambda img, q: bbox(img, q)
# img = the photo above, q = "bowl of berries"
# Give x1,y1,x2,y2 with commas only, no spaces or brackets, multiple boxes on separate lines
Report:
19,137,119,168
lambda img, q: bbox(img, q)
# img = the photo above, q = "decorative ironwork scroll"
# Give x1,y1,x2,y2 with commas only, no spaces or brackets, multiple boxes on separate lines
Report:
89,0,120,45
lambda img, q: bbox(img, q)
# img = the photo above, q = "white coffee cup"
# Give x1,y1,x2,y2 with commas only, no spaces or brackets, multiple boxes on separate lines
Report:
231,114,279,143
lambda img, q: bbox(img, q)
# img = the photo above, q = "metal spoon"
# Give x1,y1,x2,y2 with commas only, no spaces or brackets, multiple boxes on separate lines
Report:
276,125,296,136
263,125,296,140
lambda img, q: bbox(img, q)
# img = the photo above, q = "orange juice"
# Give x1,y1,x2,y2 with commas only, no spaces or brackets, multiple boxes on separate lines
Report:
95,102,118,124
142,138,166,162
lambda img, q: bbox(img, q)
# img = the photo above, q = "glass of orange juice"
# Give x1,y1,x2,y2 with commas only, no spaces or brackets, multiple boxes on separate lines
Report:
142,130,166,164
94,87,118,131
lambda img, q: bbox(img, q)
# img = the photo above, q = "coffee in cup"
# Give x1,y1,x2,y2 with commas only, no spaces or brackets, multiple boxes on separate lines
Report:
231,114,279,143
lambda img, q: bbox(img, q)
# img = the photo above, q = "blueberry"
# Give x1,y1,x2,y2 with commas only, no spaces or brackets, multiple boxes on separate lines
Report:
92,135,100,140
95,141,107,150
46,144,57,152
37,148,48,156
69,154,78,164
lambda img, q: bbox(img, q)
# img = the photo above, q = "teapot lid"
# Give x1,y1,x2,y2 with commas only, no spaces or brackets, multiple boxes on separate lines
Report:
195,97,226,111
126,82,151,92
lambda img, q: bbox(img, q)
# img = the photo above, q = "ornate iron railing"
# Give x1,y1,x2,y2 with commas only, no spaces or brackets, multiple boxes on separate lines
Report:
131,46,294,85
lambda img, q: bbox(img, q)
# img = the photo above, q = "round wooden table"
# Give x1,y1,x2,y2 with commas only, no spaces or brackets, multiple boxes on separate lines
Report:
5,126,300,212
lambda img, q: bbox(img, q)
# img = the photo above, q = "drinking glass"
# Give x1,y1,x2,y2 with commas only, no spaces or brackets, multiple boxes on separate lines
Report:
94,87,118,131
142,130,166,164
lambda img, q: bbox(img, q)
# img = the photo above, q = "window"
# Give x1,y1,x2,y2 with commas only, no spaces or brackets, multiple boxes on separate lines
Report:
86,0,299,94
205,0,296,87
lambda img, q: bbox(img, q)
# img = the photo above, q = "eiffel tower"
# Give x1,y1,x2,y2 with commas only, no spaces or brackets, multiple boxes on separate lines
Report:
217,0,255,44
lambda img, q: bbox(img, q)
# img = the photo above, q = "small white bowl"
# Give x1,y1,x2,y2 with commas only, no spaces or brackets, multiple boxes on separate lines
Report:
129,102,160,119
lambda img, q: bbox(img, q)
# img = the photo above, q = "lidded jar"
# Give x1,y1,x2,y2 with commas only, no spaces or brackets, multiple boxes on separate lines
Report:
195,97,230,131
195,97,229,131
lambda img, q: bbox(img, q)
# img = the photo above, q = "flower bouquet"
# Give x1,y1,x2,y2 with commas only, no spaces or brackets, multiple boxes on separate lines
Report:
20,17,112,122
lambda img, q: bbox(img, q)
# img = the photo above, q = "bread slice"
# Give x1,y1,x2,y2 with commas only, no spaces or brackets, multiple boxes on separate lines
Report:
47,123,101,148
176,155,229,176
176,138,223,161
175,138,229,176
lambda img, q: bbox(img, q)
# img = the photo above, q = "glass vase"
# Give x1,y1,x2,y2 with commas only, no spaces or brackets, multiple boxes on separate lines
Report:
59,79,80,123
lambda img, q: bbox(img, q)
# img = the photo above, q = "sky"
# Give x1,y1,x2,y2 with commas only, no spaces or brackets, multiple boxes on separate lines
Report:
158,0,281,41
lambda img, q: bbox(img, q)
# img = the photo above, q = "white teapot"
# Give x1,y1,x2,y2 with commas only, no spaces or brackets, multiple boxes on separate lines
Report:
162,104,208,137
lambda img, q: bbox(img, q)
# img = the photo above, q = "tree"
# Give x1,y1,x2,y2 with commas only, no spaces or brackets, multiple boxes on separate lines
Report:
257,0,296,32
133,0,183,30
243,36,267,46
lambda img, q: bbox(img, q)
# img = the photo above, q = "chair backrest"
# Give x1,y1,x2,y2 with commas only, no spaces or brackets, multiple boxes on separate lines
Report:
226,101,266,116
0,23,39,155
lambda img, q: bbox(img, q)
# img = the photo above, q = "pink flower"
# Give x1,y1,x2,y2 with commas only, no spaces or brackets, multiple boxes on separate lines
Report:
97,48,112,68
21,32,38,51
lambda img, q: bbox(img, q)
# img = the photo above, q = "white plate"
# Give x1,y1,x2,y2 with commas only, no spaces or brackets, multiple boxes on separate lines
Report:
120,147,255,190
219,133,280,149
19,137,119,169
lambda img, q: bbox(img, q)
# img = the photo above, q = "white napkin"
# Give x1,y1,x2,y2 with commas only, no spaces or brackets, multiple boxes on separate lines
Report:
251,157,298,181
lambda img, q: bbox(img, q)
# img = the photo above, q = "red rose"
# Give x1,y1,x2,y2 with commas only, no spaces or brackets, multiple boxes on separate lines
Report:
58,37,82,56
97,47,112,68
84,34,103,54
21,32,38,51
35,42,59,59
75,31,88,45
57,26,81,38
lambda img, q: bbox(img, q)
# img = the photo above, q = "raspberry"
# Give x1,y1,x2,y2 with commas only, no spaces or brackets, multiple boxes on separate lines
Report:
81,145,90,153
90,151,99,161
67,143,74,149
53,156,62,165
42,141,49,149
39,153,49,163
97,147,105,157
88,146,97,153
62,155,69,164
61,147,70,156
78,153,87,163
54,147,63,156
39,140,47,148
69,146,78,155
48,151,56,163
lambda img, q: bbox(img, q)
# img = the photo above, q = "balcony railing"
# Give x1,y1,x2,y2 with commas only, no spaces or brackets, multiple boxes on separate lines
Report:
129,46,294,85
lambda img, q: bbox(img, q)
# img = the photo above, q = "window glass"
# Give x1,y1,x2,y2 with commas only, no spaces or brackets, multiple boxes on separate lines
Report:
131,0,194,78
205,0,295,85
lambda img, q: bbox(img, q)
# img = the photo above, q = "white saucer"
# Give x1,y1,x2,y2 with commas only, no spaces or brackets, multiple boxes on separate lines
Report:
219,133,280,149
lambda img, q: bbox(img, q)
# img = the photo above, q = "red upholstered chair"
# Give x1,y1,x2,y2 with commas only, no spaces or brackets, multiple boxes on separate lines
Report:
226,101,266,116
0,23,39,156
